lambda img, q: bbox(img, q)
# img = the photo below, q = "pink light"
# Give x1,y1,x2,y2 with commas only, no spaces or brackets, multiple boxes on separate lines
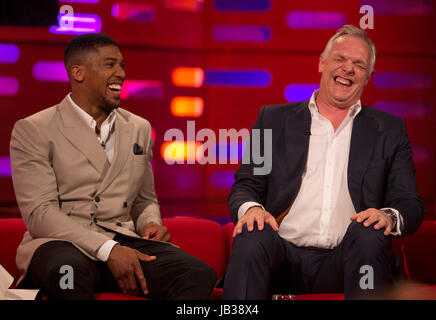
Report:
0,77,19,96
120,80,164,99
49,13,102,35
32,61,69,82
112,3,155,21
164,0,204,11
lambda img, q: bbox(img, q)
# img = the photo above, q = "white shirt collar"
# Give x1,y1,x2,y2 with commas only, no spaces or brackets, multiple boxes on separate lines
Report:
67,93,116,130
308,90,362,119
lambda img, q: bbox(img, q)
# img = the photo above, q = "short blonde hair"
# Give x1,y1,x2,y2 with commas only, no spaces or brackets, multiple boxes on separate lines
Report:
321,24,376,75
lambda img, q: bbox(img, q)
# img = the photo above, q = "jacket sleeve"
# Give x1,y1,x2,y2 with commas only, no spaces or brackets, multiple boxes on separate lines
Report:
228,106,270,224
384,119,425,236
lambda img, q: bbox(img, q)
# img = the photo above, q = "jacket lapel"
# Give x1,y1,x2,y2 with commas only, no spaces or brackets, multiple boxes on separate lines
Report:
57,95,108,175
347,106,379,211
284,101,312,177
97,112,132,194
277,101,311,217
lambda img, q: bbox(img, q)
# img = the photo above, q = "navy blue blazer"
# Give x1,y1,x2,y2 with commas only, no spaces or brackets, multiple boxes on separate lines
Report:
228,101,424,237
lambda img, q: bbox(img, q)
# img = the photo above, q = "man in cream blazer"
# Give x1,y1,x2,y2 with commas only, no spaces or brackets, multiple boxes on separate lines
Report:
9,33,216,300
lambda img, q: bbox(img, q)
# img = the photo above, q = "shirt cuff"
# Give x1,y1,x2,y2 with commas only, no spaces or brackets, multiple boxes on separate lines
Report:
238,202,265,220
97,240,119,262
381,207,403,237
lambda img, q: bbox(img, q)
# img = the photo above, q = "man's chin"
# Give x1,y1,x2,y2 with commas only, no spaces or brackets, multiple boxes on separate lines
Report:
102,97,121,112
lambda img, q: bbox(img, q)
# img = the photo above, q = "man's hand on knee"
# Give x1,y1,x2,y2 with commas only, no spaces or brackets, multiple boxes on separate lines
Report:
233,206,279,237
107,244,156,296
350,208,393,236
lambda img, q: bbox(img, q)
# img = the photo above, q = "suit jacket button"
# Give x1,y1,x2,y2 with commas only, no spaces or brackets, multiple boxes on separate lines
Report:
95,196,100,202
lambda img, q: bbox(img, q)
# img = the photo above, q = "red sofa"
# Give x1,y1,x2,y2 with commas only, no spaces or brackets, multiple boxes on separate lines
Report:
1,217,435,300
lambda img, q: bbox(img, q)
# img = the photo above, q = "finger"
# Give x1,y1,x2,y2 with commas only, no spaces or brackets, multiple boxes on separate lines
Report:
116,278,128,294
265,215,279,232
142,231,151,239
246,216,255,232
384,224,392,236
355,211,370,223
373,220,386,230
233,221,243,237
125,273,138,295
137,252,157,263
256,214,265,231
134,265,148,295
158,230,170,242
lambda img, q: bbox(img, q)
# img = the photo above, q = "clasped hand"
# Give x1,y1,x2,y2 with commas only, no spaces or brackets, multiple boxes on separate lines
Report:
106,222,171,296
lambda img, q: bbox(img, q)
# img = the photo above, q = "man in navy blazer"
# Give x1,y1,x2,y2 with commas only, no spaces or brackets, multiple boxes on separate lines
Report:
223,25,424,300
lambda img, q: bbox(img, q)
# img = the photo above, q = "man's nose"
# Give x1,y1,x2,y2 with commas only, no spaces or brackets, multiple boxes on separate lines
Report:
115,65,126,79
342,60,354,75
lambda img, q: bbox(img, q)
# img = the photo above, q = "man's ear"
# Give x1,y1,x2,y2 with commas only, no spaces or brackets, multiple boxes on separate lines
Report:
70,64,85,83
318,54,324,73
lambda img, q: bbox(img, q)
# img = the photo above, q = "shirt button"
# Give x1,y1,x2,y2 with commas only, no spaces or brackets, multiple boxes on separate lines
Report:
95,196,100,202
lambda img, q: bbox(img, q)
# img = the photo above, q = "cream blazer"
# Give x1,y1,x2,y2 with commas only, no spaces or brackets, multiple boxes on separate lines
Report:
10,94,161,284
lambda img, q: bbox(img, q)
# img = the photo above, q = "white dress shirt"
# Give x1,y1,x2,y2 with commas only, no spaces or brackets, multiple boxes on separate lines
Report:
239,90,402,249
68,94,118,261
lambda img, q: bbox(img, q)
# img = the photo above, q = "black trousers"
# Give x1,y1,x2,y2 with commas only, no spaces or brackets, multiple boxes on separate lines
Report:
19,233,217,300
223,221,402,300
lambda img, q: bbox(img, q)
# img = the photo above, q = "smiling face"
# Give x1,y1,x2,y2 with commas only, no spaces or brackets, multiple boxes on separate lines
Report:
84,45,126,112
318,35,372,109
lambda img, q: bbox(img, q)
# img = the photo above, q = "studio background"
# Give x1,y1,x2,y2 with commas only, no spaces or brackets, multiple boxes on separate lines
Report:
0,0,435,224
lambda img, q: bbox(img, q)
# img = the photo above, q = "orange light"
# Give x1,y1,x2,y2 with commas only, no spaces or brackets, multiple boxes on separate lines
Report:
172,67,204,87
161,141,202,162
170,97,204,117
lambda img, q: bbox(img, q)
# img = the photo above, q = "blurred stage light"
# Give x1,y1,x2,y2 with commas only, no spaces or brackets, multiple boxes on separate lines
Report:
49,13,102,35
164,0,204,11
32,61,68,82
213,25,271,42
0,157,11,176
287,11,346,29
0,77,19,96
111,3,155,22
161,141,202,163
210,171,235,189
373,72,432,89
170,97,204,117
0,44,20,64
172,67,204,88
359,0,433,15
205,69,272,87
284,84,319,102
214,0,270,11
120,80,164,99
374,101,431,118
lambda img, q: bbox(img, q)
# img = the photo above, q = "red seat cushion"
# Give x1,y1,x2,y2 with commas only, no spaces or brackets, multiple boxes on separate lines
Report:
0,218,26,282
163,217,229,279
393,221,436,283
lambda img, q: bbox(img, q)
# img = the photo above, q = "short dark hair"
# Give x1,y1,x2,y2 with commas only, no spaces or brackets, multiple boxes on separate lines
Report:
64,33,118,69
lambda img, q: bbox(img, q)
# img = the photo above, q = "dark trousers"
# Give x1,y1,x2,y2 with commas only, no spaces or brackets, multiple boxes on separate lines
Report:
223,221,402,300
19,233,217,300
